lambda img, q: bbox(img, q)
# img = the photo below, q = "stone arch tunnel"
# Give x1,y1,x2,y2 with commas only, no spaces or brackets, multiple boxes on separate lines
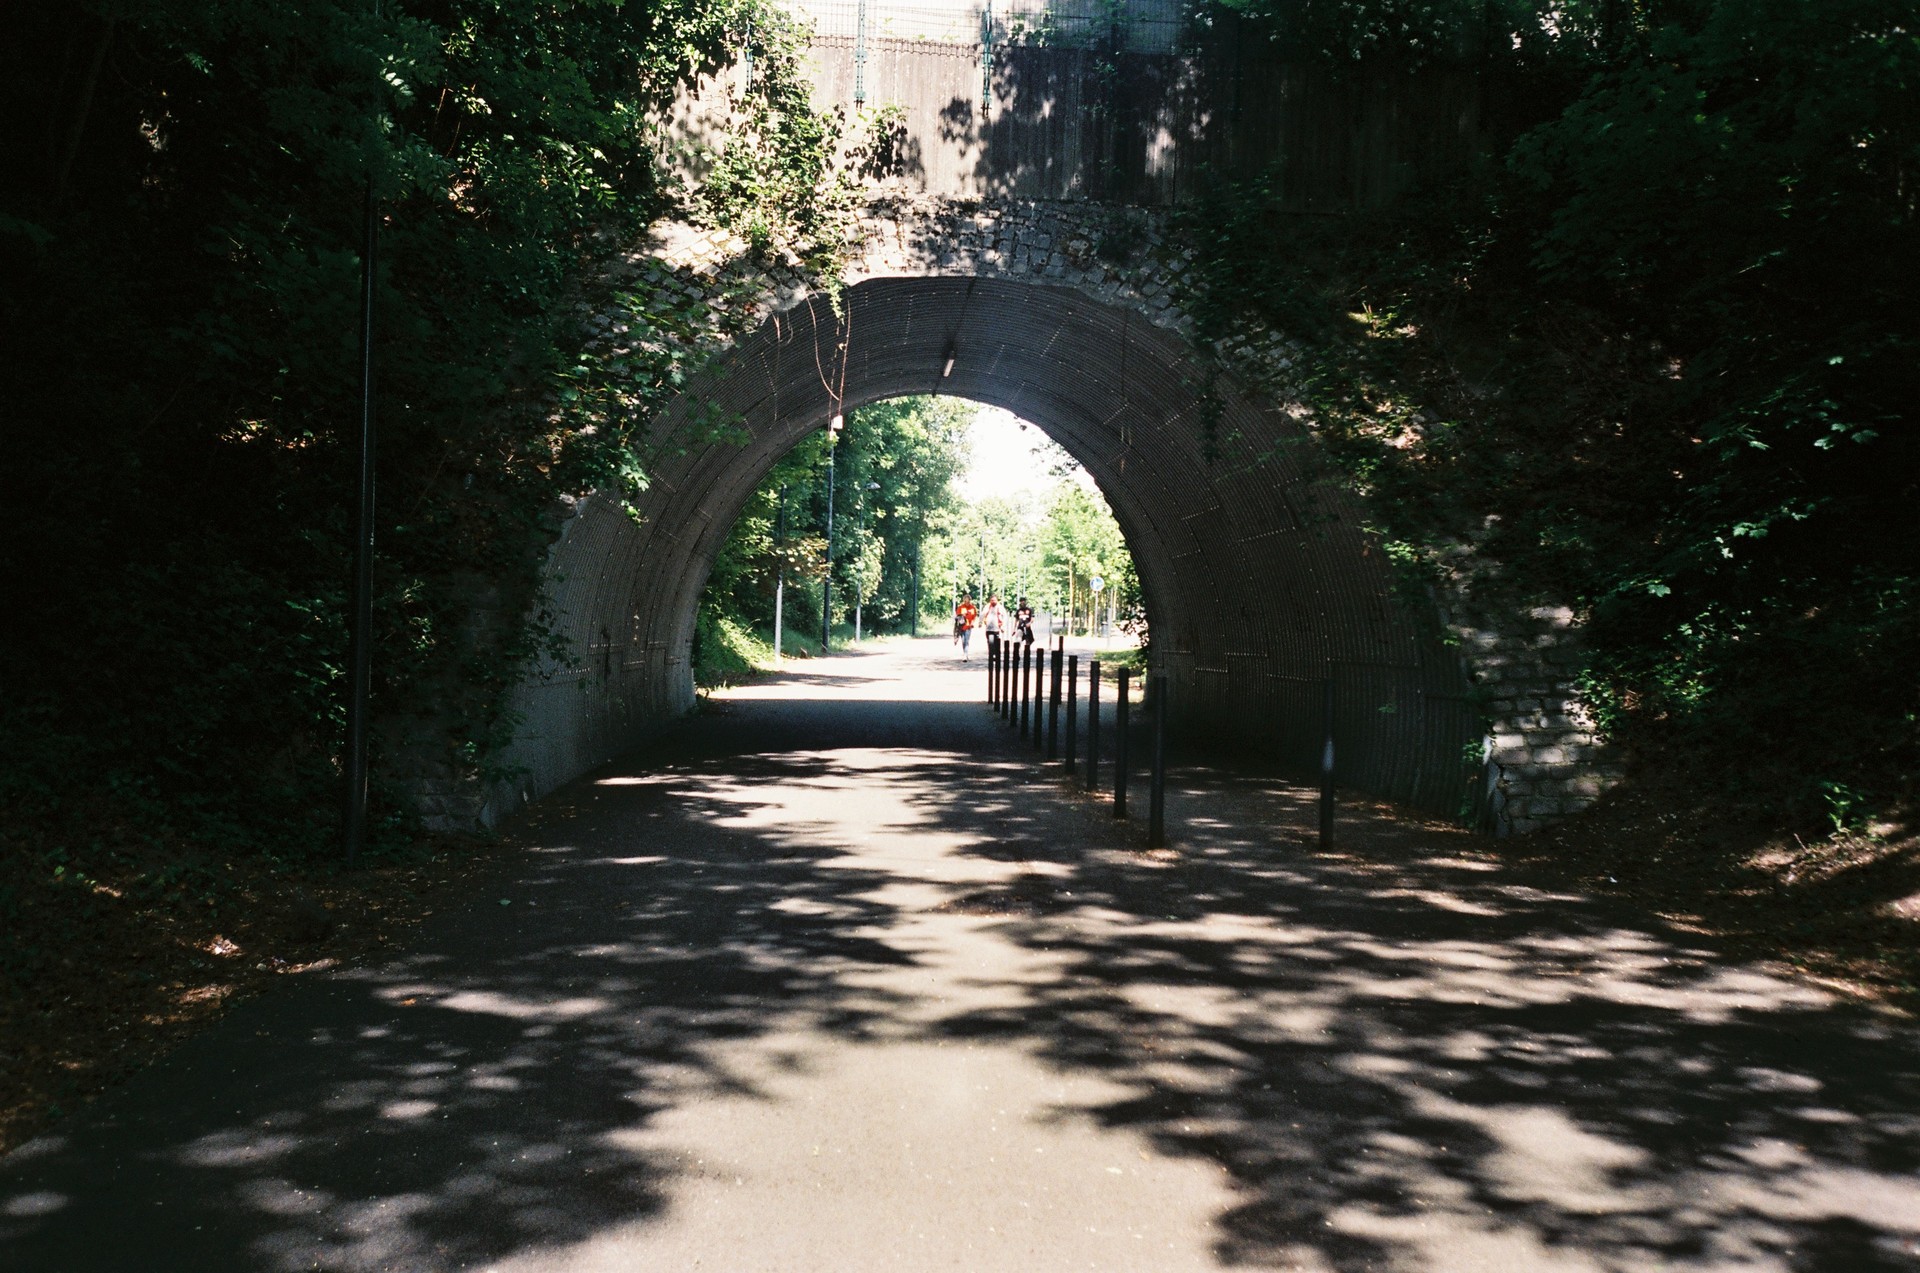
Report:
461,7,1612,836
489,265,1485,827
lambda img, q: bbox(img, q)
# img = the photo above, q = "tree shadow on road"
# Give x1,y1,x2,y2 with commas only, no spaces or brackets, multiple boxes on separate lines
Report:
3,695,1918,1271
911,745,1920,1271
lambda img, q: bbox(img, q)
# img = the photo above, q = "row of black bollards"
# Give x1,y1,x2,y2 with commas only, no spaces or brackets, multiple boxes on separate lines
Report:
985,643,1336,852
986,638,1168,844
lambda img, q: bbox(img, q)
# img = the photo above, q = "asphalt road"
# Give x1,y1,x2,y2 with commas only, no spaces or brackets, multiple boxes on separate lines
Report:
3,638,1918,1271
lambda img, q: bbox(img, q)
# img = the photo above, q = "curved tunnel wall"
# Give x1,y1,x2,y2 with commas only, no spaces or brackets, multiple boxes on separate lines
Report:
492,276,1479,821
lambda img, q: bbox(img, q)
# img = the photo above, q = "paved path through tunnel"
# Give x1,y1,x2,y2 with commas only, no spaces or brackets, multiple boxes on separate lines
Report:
4,639,1920,1271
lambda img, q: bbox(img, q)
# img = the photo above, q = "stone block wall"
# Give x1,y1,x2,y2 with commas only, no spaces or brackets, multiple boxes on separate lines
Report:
1444,604,1624,836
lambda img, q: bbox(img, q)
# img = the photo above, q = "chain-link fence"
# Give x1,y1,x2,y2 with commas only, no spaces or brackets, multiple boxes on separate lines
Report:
788,0,1189,55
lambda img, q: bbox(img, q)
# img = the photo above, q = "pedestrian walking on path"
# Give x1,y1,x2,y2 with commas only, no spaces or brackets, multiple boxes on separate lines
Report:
980,594,1008,663
952,594,978,659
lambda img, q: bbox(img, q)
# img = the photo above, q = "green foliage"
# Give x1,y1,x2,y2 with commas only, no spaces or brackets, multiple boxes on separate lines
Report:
0,0,838,852
921,429,1141,638
695,396,972,676
678,4,858,261
1180,0,1920,824
692,610,773,689
1201,0,1617,67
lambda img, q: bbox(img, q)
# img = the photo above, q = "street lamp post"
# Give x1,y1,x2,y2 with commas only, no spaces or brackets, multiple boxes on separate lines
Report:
773,485,787,665
821,431,836,651
853,481,880,641
342,1,384,865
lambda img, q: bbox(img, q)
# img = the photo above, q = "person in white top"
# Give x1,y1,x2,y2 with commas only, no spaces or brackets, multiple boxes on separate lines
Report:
980,595,1009,663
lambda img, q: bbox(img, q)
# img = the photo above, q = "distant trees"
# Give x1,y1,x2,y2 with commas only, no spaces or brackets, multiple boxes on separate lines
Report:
920,465,1139,634
699,396,972,660
1037,485,1136,637
702,400,1145,666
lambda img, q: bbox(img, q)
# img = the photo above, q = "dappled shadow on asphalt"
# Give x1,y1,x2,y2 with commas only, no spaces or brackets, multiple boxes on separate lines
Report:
922,759,1920,1271
3,659,1919,1270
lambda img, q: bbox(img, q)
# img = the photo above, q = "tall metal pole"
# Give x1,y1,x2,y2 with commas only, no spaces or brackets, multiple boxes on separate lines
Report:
342,0,382,865
855,0,869,105
821,443,835,651
981,0,994,115
911,541,921,636
773,485,786,665
1034,645,1048,754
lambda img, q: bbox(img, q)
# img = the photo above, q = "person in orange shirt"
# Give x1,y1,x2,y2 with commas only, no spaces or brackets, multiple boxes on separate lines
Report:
952,595,979,659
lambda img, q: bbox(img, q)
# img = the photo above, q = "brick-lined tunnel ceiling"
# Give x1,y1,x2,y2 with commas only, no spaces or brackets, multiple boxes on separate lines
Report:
506,275,1478,817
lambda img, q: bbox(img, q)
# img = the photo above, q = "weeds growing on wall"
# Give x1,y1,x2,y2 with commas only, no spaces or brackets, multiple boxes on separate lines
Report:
1179,0,1919,829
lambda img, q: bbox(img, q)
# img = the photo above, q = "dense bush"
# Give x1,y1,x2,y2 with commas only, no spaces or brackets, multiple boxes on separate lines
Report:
0,0,837,856
1185,0,1919,824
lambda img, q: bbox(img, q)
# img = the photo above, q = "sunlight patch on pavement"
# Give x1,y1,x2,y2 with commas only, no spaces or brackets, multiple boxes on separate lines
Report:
484,1040,1236,1273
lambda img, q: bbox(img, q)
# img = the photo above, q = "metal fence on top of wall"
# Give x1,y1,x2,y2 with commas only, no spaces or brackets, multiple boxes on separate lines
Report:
789,0,1190,56
763,0,1486,208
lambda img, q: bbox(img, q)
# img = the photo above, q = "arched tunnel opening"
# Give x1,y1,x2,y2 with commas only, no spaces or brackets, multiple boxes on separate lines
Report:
493,275,1482,822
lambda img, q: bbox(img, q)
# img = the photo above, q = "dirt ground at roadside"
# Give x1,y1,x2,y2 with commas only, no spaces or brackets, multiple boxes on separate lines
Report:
0,829,523,1154
1502,782,1919,1012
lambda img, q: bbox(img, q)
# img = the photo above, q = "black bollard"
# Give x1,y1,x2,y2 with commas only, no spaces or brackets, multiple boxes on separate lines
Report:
1020,644,1031,737
1086,660,1100,789
1064,656,1078,771
1019,645,1031,737
1046,646,1063,760
988,640,998,706
1007,648,1016,724
1148,674,1168,848
1034,644,1047,753
1114,666,1131,817
1319,676,1336,851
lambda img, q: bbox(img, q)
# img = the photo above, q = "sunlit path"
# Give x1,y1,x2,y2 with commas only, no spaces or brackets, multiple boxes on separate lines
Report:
4,640,1919,1271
